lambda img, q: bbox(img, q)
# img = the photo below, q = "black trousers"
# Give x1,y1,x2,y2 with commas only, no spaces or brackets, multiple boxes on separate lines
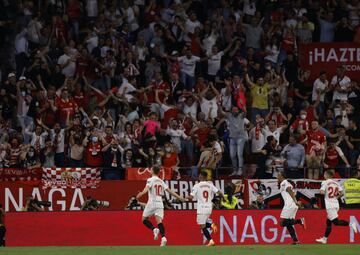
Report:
0,226,6,246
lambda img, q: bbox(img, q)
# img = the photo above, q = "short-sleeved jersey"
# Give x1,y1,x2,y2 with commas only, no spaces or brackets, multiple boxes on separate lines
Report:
146,176,168,208
320,179,343,209
191,181,219,214
280,180,297,207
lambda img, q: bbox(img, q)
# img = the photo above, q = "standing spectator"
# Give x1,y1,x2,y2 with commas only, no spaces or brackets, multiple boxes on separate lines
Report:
318,11,335,42
305,121,326,179
331,66,351,103
281,134,305,178
312,71,328,116
84,133,103,167
223,107,250,176
324,138,351,178
57,47,77,77
102,140,123,180
245,71,271,121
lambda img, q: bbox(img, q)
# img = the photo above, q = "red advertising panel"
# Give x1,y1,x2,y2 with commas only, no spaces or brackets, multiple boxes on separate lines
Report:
126,167,173,180
0,179,245,212
5,210,360,246
299,43,360,82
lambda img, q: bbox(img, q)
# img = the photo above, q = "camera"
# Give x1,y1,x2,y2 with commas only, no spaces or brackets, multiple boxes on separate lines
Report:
81,196,110,211
26,197,51,212
125,196,141,210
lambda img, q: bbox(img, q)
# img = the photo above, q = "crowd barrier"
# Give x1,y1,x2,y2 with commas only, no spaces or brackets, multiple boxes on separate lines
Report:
5,210,360,246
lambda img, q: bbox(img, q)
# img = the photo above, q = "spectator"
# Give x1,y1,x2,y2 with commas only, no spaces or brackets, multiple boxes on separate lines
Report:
281,134,305,178
249,195,268,210
102,140,124,180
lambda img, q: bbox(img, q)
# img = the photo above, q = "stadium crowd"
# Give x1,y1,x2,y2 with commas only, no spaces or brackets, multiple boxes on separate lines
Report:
0,0,360,180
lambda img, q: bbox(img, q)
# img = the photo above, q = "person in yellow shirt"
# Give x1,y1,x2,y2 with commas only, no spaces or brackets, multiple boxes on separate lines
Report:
221,184,239,209
245,72,271,122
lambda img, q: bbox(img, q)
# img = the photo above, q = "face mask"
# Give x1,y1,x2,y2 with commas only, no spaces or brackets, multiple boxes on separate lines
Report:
28,152,34,157
92,136,98,143
21,91,26,97
111,147,117,152
165,147,171,153
300,114,306,120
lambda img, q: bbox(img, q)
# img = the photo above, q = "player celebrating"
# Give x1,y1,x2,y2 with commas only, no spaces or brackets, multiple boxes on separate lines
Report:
186,171,224,246
277,172,306,245
316,170,358,244
136,166,185,246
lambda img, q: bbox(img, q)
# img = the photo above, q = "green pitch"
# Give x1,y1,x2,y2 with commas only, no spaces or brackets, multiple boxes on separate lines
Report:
2,245,359,255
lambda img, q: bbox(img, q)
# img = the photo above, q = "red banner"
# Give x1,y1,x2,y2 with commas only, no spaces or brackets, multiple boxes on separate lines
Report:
5,210,360,246
0,179,245,212
0,168,42,182
126,167,173,180
299,43,360,82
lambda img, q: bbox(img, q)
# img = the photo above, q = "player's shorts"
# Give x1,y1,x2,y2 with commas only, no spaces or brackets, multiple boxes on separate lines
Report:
143,204,164,219
197,214,211,225
326,207,339,221
280,206,298,219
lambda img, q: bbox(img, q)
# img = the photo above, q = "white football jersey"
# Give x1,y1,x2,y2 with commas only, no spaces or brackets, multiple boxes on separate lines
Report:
320,179,342,209
191,181,219,214
280,180,297,207
145,176,168,208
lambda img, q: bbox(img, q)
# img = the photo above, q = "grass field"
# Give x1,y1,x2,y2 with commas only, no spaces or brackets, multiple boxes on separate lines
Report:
2,245,359,255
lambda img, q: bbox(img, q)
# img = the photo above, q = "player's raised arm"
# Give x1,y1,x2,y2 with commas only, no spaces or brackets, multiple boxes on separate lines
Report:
165,188,186,202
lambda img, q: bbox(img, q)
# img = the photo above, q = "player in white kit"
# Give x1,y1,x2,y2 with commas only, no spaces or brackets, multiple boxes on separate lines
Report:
277,172,306,244
186,171,224,246
136,166,185,246
316,170,358,244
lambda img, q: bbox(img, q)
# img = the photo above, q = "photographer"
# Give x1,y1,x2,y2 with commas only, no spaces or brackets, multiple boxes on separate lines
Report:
0,204,5,246
23,196,51,212
81,196,110,211
220,184,239,209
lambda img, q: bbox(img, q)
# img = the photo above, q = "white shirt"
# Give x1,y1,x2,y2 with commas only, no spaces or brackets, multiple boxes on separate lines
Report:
51,129,65,154
185,20,202,34
331,75,351,101
320,179,342,209
86,35,99,53
146,176,168,208
220,88,232,111
118,81,137,102
15,29,28,54
207,51,224,76
263,126,282,145
249,127,266,153
191,181,219,214
178,55,200,77
86,0,98,17
280,180,297,208
312,78,328,102
264,45,280,64
200,97,218,120
30,132,49,150
183,102,198,119
166,128,187,152
58,54,76,77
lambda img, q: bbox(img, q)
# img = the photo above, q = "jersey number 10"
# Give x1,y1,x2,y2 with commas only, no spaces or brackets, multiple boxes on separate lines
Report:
155,185,162,196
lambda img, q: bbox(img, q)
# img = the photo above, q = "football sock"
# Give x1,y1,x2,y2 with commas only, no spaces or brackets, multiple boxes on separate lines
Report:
202,227,212,241
286,225,298,242
332,218,349,226
143,219,155,231
206,222,212,229
158,223,165,237
325,219,332,238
